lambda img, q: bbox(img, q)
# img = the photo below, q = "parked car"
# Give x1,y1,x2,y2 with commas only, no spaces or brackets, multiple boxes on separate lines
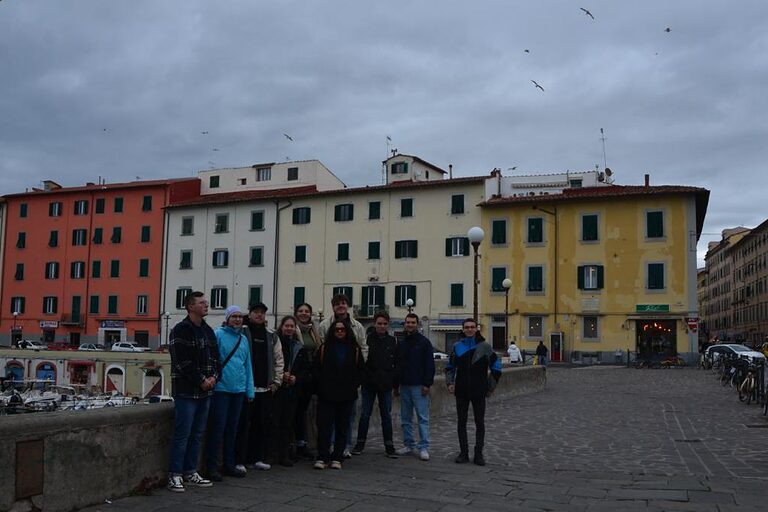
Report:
111,341,152,352
78,343,106,352
18,340,48,350
47,342,76,351
705,344,766,364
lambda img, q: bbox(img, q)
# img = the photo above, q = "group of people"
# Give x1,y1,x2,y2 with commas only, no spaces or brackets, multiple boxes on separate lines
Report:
166,291,502,492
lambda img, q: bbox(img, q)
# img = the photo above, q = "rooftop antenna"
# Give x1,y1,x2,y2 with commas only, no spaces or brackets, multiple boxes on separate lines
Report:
384,135,392,184
600,128,608,170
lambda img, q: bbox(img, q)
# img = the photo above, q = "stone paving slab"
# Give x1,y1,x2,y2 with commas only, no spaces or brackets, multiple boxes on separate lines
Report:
80,367,768,511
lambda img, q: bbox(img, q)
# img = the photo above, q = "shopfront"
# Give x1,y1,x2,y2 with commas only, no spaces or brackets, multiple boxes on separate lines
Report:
636,320,677,359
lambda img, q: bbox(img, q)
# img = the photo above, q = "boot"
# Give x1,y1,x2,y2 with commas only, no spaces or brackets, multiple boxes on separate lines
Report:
454,451,469,463
351,441,365,455
473,448,485,466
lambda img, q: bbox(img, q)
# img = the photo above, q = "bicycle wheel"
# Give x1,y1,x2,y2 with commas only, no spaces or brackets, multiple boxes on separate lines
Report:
738,380,749,402
746,381,755,405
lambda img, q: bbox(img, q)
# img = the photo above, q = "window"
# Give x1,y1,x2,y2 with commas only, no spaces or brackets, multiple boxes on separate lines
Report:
110,260,120,278
11,297,26,314
583,316,599,340
569,179,583,188
213,249,229,268
334,204,354,222
445,237,469,257
72,229,87,246
527,217,543,243
394,240,418,259
92,228,103,244
368,201,381,220
111,227,122,243
250,210,265,231
71,261,85,279
647,263,665,290
368,241,380,260
49,230,59,247
527,316,543,338
180,250,192,269
295,245,307,263
395,285,417,307
400,198,413,217
332,286,353,305
92,260,101,278
211,288,228,309
646,211,664,239
578,265,604,290
451,194,464,215
89,296,99,314
19,203,28,218
582,214,599,242
256,167,271,181
175,288,191,309
137,295,148,315
140,226,151,243
49,202,63,217
108,295,118,314
214,214,229,233
361,285,385,316
287,167,299,181
249,247,264,267
114,197,124,213
95,198,105,214
293,287,305,310
178,217,194,236
248,286,262,308
142,195,152,211
45,262,59,279
14,263,24,281
491,267,507,292
292,207,311,225
391,162,408,174
491,219,507,245
209,176,220,188
527,266,544,292
139,258,149,277
74,200,88,215
16,232,26,249
43,296,58,315
450,283,464,307
337,243,350,261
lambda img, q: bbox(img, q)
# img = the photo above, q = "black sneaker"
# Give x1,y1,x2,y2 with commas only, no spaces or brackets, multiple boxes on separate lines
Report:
385,445,398,458
454,452,470,464
473,452,486,466
351,442,365,455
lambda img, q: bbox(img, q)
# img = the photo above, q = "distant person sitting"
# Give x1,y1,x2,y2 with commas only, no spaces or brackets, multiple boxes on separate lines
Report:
507,341,522,364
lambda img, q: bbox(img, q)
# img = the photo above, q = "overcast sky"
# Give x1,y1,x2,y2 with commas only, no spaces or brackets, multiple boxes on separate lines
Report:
1,1,766,265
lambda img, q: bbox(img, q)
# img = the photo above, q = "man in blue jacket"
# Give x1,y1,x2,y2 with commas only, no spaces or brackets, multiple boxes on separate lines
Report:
445,318,501,466
394,313,435,461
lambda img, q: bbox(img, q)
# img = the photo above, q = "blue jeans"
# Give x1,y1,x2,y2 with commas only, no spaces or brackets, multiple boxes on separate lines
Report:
356,386,393,445
206,391,245,472
169,396,210,476
399,385,430,450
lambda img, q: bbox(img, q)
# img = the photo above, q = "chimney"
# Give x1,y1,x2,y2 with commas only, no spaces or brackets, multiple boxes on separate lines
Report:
449,164,453,179
644,173,650,187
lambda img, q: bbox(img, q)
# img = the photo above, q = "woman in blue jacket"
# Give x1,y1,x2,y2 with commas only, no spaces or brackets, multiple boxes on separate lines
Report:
206,305,254,480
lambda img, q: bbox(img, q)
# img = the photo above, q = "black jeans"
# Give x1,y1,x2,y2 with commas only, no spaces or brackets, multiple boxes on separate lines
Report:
235,391,273,464
272,387,298,459
316,398,354,463
456,394,486,453
293,380,314,444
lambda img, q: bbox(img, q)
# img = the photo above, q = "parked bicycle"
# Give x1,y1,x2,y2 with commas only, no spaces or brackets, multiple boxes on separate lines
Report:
738,363,760,404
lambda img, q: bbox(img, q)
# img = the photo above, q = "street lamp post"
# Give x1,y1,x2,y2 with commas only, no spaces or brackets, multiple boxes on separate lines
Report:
405,298,414,314
467,227,485,322
163,312,170,345
502,278,512,345
12,311,18,331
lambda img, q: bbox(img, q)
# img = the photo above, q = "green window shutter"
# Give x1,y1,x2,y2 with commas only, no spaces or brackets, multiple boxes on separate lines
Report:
461,237,470,256
110,260,120,278
411,241,418,258
20,203,28,217
139,259,149,277
108,295,118,314
294,287,305,310
401,198,413,217
395,286,403,307
92,228,103,244
92,260,101,278
292,209,300,224
251,211,264,230
251,248,263,266
491,268,506,291
71,296,81,323
647,211,664,238
648,263,664,289
408,285,416,305
582,215,598,241
369,201,381,220
295,245,306,263
114,197,123,213
95,198,104,214
180,251,191,268
361,286,370,309
395,241,402,259
374,286,385,308
49,230,58,247
450,283,463,307
577,266,584,290
445,238,452,257
334,204,342,221
529,266,543,291
492,220,506,244
249,287,262,307
89,295,99,314
142,195,152,211
368,241,380,260
451,194,464,214
597,266,604,289
141,226,151,242
338,243,349,261
528,218,543,243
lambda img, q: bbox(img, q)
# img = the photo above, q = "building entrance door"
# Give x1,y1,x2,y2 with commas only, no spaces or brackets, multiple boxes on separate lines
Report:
104,330,122,345
43,330,56,344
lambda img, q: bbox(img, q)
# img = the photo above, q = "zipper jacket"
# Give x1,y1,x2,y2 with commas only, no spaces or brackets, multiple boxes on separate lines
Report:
445,337,502,398
213,325,255,399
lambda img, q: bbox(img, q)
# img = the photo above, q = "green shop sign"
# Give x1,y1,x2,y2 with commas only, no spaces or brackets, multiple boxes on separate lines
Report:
636,304,670,312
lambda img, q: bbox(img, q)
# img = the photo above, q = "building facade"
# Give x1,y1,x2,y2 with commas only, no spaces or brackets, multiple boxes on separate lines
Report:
729,220,768,346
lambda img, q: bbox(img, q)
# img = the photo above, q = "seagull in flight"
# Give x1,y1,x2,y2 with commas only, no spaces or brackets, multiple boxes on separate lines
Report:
201,131,209,135
283,133,293,141
531,80,545,92
664,27,671,33
212,148,220,152
524,49,530,53
580,7,594,20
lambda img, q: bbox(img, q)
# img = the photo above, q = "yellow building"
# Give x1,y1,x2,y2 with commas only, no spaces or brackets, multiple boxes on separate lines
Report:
479,179,709,363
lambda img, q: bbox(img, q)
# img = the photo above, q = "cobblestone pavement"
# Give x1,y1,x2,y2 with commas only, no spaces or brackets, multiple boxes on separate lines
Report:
83,367,768,512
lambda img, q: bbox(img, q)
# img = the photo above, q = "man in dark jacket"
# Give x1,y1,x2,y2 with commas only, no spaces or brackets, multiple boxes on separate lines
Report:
351,311,398,457
167,291,220,492
394,313,435,461
536,340,549,366
445,318,501,466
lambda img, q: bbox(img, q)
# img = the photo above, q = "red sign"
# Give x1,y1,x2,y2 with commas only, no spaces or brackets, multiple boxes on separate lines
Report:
685,317,698,332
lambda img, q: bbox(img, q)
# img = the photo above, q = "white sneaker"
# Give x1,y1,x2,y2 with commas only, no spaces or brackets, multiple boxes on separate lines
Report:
419,449,430,461
395,446,417,456
183,472,213,487
329,460,342,470
250,461,271,471
342,449,352,459
167,475,185,493
313,460,326,470
234,464,247,474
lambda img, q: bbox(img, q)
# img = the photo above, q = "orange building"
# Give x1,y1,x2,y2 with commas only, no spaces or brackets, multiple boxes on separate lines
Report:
1,178,199,347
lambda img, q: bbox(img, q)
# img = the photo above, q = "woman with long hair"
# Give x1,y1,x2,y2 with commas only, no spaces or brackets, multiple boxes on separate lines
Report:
293,303,321,459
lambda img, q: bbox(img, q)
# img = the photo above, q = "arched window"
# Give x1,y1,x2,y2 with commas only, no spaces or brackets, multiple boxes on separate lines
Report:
104,365,125,394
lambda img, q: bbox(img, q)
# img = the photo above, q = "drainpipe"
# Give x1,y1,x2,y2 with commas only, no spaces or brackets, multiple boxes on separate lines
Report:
272,199,293,326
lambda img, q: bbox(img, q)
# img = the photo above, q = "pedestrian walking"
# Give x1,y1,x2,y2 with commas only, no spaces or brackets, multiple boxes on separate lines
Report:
507,340,522,364
536,340,549,366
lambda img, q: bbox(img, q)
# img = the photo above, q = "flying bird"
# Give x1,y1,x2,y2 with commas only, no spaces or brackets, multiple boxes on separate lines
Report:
508,166,518,171
664,27,671,33
524,49,530,53
201,131,209,134
212,148,220,152
580,7,594,20
531,80,545,92
283,133,293,141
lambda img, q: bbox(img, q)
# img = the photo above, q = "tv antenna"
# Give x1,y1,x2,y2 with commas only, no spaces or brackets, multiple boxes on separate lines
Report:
383,135,392,184
600,128,608,169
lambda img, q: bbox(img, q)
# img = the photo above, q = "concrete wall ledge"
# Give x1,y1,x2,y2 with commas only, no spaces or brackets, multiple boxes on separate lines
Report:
0,366,543,512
